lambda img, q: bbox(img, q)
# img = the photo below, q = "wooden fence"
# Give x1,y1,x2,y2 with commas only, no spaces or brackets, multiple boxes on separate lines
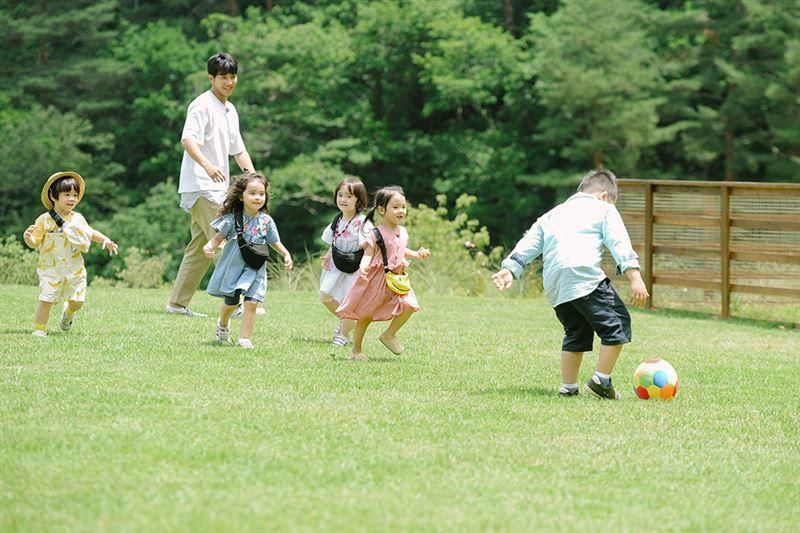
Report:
612,179,800,319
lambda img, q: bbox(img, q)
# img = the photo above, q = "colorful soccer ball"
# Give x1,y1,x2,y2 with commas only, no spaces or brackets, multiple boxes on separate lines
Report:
633,359,679,400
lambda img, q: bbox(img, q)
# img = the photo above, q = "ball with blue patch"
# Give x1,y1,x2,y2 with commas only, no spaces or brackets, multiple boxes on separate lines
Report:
633,359,679,400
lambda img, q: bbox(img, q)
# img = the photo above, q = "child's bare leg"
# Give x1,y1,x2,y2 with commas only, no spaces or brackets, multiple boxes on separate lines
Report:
319,292,340,315
341,318,355,337
561,351,584,384
351,318,371,360
383,308,414,338
34,301,54,328
596,344,623,375
239,300,258,339
219,302,238,328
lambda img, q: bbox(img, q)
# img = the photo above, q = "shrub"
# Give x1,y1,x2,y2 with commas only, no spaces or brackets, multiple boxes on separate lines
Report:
404,194,505,296
0,236,38,285
115,247,170,289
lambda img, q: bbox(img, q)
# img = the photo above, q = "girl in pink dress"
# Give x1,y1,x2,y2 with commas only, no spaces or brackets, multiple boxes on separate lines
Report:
336,186,431,361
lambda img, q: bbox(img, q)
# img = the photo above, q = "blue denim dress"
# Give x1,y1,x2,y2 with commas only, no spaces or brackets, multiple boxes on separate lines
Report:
206,212,280,302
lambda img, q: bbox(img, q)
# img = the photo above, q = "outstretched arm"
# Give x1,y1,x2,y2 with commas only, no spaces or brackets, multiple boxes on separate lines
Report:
404,246,430,260
91,230,118,255
491,268,514,291
23,224,43,249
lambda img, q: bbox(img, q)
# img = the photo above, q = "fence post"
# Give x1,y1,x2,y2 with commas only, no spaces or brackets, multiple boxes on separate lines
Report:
644,183,654,309
720,184,731,318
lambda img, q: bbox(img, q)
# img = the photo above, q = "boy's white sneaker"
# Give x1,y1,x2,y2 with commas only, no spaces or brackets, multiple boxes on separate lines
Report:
216,321,230,344
231,305,266,319
236,338,254,349
60,303,75,331
32,330,47,337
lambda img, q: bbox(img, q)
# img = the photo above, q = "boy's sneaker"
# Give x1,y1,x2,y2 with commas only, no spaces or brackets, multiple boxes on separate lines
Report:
230,305,265,319
165,304,207,317
584,375,621,400
59,303,75,331
557,385,579,397
236,338,254,349
32,330,47,338
216,321,230,345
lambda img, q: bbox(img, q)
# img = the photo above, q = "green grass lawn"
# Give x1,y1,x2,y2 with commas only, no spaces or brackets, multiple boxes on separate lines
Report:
2,285,799,531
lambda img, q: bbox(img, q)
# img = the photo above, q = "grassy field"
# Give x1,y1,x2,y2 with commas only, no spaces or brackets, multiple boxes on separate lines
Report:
1,285,799,531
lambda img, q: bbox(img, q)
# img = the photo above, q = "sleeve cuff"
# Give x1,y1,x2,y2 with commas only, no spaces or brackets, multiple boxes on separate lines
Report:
616,258,641,275
501,254,526,279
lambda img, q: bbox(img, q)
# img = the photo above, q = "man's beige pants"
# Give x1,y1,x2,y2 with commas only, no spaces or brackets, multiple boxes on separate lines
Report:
169,197,220,308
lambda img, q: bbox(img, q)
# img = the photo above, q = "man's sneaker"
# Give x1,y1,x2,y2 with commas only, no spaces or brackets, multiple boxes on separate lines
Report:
216,321,230,344
59,303,75,331
230,305,266,319
584,375,621,400
32,330,47,337
165,304,207,317
557,385,579,397
236,338,255,349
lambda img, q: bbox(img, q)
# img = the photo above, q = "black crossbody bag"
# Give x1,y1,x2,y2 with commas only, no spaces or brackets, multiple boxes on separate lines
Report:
234,208,270,270
329,213,364,274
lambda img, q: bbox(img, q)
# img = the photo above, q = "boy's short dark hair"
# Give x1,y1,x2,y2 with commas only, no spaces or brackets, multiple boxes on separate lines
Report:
49,177,81,202
208,53,238,76
578,169,618,202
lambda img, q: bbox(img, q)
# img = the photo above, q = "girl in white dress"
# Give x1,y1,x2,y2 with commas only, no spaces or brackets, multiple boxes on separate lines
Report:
319,177,371,346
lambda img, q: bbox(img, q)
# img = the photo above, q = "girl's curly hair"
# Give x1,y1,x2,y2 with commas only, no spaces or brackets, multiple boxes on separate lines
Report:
219,172,270,216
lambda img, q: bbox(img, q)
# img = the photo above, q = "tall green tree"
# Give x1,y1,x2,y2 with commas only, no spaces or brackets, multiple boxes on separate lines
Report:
528,0,673,176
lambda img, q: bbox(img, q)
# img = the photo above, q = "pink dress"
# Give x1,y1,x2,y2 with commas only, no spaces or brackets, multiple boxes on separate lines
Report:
336,224,420,321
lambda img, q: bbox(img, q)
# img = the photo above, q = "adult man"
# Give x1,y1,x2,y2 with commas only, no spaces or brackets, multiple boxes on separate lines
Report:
166,53,255,316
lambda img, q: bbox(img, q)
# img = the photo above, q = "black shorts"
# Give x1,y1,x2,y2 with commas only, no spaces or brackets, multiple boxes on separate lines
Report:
553,278,631,352
223,290,258,306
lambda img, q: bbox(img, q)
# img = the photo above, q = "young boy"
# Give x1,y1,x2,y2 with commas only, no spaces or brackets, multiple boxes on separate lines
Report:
491,169,649,399
166,52,255,317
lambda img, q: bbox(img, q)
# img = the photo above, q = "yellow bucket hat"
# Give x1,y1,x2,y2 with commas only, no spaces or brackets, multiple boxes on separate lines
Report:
41,171,85,210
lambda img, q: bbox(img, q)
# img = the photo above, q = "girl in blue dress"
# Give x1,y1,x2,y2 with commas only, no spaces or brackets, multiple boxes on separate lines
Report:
203,172,293,349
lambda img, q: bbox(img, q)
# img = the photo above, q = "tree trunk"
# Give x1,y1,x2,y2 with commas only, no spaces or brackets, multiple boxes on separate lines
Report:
227,0,237,16
267,0,274,10
38,35,47,64
594,148,603,169
501,0,515,34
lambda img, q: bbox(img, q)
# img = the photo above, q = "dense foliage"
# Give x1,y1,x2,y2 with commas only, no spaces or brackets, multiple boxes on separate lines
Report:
1,0,798,282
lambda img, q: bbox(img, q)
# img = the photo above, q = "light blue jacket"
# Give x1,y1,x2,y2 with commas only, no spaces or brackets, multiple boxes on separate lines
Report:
501,192,640,307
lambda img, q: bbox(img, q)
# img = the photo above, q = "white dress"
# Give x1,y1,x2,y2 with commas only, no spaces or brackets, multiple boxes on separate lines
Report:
319,213,372,303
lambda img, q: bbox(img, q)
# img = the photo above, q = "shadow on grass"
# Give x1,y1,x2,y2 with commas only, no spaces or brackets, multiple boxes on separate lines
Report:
0,328,35,335
472,386,553,398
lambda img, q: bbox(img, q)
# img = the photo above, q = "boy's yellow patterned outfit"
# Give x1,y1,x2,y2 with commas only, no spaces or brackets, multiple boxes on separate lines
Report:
31,211,93,303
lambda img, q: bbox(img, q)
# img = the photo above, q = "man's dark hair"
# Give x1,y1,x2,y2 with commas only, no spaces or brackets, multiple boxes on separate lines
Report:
208,53,238,76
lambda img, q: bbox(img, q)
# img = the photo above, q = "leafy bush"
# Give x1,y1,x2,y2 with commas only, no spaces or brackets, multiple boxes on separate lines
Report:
115,247,170,289
0,236,38,285
404,194,504,297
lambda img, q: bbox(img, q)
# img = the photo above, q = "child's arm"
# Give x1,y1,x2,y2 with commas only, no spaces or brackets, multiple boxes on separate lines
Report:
625,268,649,308
492,220,544,291
269,242,293,270
203,232,226,258
23,224,43,249
491,268,514,291
404,246,431,261
359,243,375,280
91,230,118,255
